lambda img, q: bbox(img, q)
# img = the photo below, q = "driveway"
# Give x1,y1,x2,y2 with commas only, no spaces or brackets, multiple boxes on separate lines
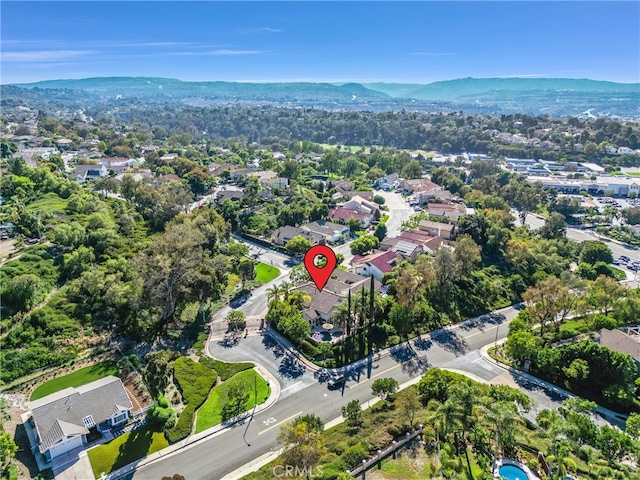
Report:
52,447,94,480
377,190,415,238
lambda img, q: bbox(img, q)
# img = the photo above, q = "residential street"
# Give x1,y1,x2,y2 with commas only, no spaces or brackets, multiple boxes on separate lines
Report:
131,303,619,480
124,202,637,480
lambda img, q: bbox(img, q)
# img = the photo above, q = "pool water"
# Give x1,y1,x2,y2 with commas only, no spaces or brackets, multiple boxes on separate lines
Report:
320,331,332,342
499,465,529,480
332,330,343,337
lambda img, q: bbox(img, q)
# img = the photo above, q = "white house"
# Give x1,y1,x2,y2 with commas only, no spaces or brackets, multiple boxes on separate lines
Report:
27,376,133,462
352,251,399,281
73,164,108,183
302,220,350,243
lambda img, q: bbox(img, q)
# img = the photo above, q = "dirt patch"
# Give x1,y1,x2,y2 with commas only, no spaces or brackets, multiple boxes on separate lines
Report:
4,403,41,479
0,239,18,259
121,371,152,413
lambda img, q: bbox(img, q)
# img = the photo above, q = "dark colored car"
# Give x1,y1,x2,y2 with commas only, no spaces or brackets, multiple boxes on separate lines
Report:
230,295,249,308
327,374,345,389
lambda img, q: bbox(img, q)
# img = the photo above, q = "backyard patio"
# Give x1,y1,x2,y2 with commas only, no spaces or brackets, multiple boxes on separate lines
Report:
311,323,345,343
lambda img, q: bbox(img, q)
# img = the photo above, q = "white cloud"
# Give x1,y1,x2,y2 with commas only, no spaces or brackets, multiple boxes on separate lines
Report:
409,52,456,57
241,27,283,34
2,50,93,62
173,49,265,56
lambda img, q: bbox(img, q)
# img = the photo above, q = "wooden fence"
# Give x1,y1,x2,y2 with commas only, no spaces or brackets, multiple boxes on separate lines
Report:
347,425,424,478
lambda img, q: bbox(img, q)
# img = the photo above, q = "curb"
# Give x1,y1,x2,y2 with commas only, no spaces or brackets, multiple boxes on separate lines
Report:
478,339,626,426
221,371,425,480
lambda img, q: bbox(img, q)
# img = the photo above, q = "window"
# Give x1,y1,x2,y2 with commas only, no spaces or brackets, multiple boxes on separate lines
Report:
82,415,95,428
112,412,128,425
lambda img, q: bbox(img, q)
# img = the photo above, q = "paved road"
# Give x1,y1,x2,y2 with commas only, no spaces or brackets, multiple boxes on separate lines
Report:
132,299,625,480
131,204,640,479
378,189,415,238
134,309,521,480
523,213,639,262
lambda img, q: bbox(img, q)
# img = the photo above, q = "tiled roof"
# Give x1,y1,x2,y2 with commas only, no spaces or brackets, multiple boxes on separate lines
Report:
294,284,344,317
29,376,132,453
597,329,640,362
418,220,455,232
353,250,398,273
329,208,370,221
368,251,399,273
303,221,348,237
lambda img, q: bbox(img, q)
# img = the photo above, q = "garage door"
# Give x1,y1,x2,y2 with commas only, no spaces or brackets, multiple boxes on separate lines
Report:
50,434,84,459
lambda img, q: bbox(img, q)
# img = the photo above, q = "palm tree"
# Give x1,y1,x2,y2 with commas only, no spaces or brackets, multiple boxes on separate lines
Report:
287,290,311,308
266,284,281,303
486,402,523,456
427,398,464,477
332,301,350,330
279,281,292,299
428,398,464,438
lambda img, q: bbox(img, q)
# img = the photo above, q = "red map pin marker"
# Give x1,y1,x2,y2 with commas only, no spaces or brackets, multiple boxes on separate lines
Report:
304,245,337,292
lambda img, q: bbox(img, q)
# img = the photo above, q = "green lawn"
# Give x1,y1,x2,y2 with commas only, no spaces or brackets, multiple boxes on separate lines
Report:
30,361,119,400
87,426,169,478
255,263,280,284
195,369,270,433
198,357,253,381
610,266,627,281
317,143,370,154
25,192,69,215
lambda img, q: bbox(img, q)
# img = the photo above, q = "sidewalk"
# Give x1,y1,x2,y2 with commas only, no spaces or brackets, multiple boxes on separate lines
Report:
104,363,280,480
221,371,425,480
478,340,627,426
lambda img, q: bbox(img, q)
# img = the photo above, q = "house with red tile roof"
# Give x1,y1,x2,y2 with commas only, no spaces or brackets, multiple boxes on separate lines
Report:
329,207,373,228
352,250,399,281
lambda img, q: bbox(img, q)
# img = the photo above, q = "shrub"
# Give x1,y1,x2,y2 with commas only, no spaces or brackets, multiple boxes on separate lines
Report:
591,314,619,331
165,357,217,442
197,357,253,381
557,328,580,340
147,405,177,430
300,339,320,359
172,357,217,407
128,354,142,370
165,405,194,443
341,443,369,469
157,393,169,408
386,422,411,438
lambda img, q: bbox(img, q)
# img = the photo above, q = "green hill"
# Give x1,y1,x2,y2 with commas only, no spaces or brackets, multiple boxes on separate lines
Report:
402,77,640,100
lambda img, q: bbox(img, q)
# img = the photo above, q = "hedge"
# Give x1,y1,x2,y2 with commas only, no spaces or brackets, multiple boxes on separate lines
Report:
165,357,217,443
198,356,253,381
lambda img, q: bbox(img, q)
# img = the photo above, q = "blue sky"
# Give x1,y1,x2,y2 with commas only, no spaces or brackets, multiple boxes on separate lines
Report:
2,1,639,84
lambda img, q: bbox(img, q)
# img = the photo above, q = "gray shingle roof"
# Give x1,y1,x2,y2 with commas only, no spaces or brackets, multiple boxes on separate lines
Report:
29,376,132,453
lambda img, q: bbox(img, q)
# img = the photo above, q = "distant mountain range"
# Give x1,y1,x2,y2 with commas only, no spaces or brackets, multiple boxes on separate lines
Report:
6,76,640,117
363,77,639,100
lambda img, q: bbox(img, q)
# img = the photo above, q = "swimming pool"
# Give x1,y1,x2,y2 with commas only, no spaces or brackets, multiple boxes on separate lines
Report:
499,464,529,480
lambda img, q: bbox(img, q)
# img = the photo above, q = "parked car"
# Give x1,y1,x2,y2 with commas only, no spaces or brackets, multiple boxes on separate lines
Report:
230,295,249,308
327,374,345,389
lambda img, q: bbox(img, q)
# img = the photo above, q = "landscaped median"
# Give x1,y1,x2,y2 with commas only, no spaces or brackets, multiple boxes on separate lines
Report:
87,356,271,478
196,369,270,433
255,262,281,284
